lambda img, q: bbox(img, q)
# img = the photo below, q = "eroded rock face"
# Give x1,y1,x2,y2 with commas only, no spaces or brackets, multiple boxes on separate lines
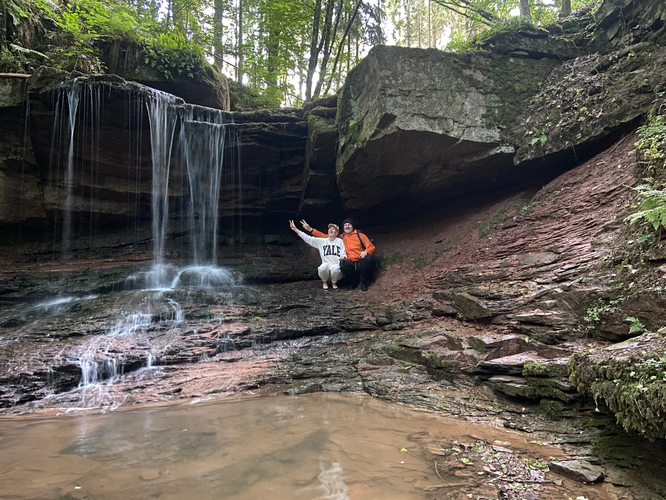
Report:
7,70,310,244
332,0,665,222
335,45,559,219
99,41,231,110
0,74,44,230
298,96,343,222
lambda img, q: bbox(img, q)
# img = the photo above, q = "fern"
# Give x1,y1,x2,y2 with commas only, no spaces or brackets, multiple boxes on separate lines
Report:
625,184,666,233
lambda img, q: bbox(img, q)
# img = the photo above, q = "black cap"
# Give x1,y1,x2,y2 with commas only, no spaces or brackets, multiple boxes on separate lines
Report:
342,218,357,229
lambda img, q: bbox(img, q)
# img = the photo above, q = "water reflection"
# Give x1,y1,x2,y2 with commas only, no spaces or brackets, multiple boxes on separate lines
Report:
0,394,608,500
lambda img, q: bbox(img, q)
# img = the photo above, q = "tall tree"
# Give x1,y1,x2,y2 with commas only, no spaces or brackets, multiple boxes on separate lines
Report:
519,0,532,21
305,0,324,100
322,0,363,95
561,0,571,17
237,0,243,81
213,0,225,70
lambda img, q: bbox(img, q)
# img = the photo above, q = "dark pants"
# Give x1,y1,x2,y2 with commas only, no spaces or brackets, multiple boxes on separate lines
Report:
340,255,375,288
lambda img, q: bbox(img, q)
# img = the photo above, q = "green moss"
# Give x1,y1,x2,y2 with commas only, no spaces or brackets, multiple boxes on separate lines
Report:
523,360,568,378
592,433,646,468
386,345,455,382
411,251,429,270
228,81,274,111
570,344,666,441
480,56,558,132
539,399,564,419
376,251,405,270
525,377,570,400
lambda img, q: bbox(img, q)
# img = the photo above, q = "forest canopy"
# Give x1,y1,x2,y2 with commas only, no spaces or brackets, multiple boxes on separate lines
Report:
1,0,596,107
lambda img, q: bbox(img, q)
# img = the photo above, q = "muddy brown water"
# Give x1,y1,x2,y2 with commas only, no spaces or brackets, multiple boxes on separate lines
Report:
0,393,614,500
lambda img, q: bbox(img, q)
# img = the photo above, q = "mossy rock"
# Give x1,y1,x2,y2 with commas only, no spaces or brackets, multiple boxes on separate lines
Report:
385,345,456,381
523,359,569,378
540,399,565,419
525,377,576,401
569,334,666,441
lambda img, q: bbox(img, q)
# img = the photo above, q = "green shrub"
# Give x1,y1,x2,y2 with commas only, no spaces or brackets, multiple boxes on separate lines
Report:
584,297,621,330
625,184,666,236
145,32,206,80
635,112,666,178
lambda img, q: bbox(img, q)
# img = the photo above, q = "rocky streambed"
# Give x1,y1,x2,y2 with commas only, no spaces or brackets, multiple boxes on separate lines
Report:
0,245,663,499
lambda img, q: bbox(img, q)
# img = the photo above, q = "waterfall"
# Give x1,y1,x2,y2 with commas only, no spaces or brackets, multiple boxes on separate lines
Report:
62,79,81,260
146,91,179,286
182,119,227,264
145,98,240,279
42,80,242,397
54,79,110,260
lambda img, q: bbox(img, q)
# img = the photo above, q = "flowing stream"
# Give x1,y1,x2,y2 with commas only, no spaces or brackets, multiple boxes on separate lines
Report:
44,79,242,396
0,393,610,500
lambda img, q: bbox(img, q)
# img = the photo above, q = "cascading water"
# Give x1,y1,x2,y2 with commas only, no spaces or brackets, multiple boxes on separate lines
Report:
47,79,241,403
146,90,179,287
62,78,81,261
182,119,226,265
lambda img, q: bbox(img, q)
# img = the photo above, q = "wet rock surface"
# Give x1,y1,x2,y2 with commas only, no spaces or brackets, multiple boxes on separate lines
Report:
1,71,313,234
549,459,605,483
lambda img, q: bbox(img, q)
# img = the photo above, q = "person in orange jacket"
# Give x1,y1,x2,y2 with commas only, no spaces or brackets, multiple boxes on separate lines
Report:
300,218,376,291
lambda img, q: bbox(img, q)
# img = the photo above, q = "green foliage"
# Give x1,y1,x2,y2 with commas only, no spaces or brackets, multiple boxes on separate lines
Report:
635,107,666,178
530,134,547,147
145,32,206,80
584,297,621,329
625,184,666,234
39,0,151,72
626,317,646,335
228,80,275,111
570,345,666,441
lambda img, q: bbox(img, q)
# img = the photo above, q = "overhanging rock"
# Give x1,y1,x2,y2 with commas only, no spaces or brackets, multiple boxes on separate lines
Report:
336,46,559,219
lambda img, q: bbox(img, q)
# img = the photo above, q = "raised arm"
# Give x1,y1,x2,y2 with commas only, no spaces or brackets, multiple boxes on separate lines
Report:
300,219,327,238
290,220,319,248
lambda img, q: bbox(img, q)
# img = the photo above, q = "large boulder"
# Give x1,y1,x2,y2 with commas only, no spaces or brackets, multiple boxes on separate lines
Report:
335,45,559,220
334,0,666,222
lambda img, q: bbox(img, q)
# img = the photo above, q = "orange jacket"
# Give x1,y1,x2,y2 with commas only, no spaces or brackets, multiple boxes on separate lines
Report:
312,228,375,262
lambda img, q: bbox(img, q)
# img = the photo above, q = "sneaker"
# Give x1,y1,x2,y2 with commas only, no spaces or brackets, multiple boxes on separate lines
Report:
322,282,329,290
332,282,339,290
361,283,368,292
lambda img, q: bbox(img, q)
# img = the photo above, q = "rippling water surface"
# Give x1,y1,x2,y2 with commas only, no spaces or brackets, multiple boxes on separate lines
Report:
0,393,608,500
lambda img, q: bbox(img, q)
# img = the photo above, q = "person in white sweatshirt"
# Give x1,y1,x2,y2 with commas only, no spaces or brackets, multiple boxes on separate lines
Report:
289,220,347,290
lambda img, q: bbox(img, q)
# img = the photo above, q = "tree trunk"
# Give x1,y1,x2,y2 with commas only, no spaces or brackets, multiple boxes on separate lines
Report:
305,0,323,101
213,0,224,70
561,0,571,17
520,0,532,21
266,29,281,87
347,30,350,73
312,0,343,99
322,0,363,95
406,0,411,47
237,0,244,82
428,0,431,48
172,0,186,33
417,0,422,48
